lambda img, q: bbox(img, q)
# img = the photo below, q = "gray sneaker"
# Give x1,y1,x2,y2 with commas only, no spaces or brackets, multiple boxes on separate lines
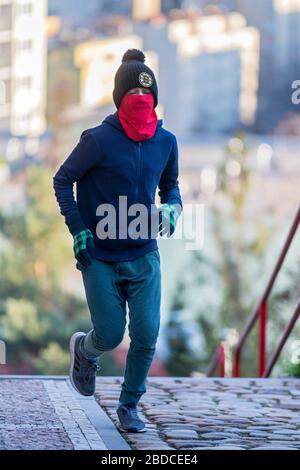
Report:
117,404,146,433
69,332,99,396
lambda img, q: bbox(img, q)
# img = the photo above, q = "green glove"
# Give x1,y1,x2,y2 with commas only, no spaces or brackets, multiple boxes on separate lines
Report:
158,203,181,237
73,229,95,267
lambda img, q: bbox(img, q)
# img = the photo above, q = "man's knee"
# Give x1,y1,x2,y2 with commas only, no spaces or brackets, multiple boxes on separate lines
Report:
93,329,124,351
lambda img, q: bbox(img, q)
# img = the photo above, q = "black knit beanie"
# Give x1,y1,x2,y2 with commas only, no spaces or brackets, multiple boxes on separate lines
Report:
113,49,158,109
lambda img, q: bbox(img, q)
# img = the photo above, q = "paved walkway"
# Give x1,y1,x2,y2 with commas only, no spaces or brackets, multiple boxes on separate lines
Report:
1,376,300,450
94,377,300,450
0,376,129,450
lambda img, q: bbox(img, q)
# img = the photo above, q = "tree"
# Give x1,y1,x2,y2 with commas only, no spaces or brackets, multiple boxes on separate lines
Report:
164,132,289,377
0,164,90,374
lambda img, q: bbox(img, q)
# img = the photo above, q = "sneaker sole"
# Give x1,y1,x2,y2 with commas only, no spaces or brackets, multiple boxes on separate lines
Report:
117,424,147,433
69,331,94,397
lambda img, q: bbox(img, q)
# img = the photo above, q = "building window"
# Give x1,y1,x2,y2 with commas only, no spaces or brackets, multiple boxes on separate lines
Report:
15,76,32,89
16,112,31,129
0,117,10,130
0,79,11,104
0,42,11,68
15,39,33,52
0,80,6,105
17,2,34,15
0,4,12,32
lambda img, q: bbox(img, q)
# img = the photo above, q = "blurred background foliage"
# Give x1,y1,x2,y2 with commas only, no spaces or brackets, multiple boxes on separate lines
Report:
164,134,300,378
0,165,91,373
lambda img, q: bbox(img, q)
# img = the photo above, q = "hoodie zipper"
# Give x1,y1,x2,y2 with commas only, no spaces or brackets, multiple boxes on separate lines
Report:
136,141,142,199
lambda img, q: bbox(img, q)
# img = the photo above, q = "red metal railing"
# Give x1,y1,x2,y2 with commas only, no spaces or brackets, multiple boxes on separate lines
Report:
207,205,300,378
207,344,226,378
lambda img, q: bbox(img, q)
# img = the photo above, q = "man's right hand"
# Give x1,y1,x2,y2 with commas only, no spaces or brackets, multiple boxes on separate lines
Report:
73,229,95,267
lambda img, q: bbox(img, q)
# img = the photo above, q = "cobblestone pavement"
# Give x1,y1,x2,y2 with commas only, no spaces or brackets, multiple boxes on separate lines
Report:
94,377,300,450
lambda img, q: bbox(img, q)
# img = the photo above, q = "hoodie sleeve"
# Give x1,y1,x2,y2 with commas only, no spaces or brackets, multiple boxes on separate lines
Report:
158,134,183,214
53,131,100,236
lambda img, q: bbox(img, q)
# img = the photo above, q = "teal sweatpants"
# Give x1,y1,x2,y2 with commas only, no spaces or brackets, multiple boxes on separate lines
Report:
76,249,161,406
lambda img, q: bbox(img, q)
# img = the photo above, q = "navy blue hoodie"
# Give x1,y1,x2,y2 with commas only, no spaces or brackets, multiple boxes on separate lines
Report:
53,111,183,262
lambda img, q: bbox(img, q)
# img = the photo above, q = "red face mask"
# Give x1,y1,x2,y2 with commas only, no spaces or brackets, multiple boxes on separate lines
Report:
117,93,158,142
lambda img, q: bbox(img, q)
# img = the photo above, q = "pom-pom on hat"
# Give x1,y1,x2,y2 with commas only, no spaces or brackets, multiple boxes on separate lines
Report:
113,48,158,109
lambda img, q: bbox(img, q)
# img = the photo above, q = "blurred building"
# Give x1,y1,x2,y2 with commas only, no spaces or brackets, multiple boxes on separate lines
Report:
132,0,161,21
170,12,259,133
133,10,259,136
46,41,80,135
234,0,300,132
273,0,300,112
48,0,108,25
0,0,47,137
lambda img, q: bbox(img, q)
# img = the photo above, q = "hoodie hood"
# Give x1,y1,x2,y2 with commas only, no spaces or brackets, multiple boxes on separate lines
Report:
102,111,163,138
